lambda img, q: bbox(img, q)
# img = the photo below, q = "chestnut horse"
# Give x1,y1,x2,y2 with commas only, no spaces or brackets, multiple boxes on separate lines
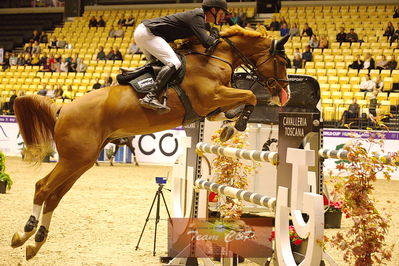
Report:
11,26,289,259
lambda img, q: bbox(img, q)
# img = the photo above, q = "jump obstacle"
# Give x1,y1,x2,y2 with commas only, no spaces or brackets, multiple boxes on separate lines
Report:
169,112,343,266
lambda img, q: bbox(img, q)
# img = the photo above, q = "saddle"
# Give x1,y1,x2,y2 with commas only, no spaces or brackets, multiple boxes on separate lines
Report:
116,54,186,94
116,55,202,125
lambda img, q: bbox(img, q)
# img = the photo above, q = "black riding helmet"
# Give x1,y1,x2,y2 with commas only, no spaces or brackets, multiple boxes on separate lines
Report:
202,0,228,13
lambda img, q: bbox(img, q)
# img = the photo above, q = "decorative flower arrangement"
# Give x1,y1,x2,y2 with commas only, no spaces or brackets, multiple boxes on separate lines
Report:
323,131,398,265
209,126,259,219
268,225,305,247
323,194,343,213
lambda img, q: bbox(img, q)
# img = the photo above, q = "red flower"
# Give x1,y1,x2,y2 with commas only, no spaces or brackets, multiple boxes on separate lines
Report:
208,192,218,202
293,239,303,246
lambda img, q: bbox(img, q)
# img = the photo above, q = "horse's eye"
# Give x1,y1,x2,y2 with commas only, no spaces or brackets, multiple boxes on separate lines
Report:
279,61,285,66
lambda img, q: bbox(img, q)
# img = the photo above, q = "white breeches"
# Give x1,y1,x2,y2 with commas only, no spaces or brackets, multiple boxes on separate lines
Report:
134,23,181,70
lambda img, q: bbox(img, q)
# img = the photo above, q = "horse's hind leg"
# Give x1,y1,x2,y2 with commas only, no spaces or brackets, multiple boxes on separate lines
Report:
25,163,93,260
10,171,54,248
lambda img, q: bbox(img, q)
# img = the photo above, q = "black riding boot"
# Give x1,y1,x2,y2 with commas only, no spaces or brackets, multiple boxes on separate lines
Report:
139,63,177,114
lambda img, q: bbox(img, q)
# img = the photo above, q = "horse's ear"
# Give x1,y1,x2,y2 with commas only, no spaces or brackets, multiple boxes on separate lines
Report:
276,34,290,50
270,39,276,54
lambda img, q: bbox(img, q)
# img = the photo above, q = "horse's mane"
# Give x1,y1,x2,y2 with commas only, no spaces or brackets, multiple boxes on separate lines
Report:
220,25,270,39
173,25,270,50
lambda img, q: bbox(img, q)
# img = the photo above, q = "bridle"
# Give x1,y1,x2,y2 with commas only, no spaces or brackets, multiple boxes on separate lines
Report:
222,36,289,94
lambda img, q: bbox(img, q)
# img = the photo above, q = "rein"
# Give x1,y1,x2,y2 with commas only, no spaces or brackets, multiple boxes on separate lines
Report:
185,36,288,94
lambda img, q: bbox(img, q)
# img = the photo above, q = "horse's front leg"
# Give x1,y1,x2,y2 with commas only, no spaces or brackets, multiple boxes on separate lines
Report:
212,85,257,132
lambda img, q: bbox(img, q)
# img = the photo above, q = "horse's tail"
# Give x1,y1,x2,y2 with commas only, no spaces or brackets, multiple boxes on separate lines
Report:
14,95,59,162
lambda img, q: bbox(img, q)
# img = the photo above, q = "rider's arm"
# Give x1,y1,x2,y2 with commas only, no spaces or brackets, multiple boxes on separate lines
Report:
189,14,218,48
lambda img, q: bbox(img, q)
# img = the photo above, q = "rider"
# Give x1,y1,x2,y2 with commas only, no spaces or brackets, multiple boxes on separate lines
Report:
133,0,228,113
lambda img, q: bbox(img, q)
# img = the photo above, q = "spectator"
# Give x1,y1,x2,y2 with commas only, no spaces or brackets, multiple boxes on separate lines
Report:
56,36,67,49
102,75,112,87
97,46,106,60
280,17,288,27
51,59,60,72
383,22,395,40
393,5,399,18
39,52,48,66
269,17,280,31
108,27,116,38
59,58,69,72
375,75,384,91
391,23,399,44
301,23,313,37
339,98,359,126
76,59,87,72
39,31,48,43
92,78,101,90
376,55,389,70
336,27,347,43
16,53,25,66
319,35,329,49
113,25,124,38
349,55,364,70
285,57,292,68
46,85,55,99
302,45,312,65
346,28,359,43
124,15,135,27
386,56,398,70
127,40,141,54
360,74,375,92
2,90,17,114
48,36,57,49
293,54,302,69
368,91,379,117
42,58,51,72
9,52,18,66
68,57,77,72
113,47,123,61
309,35,319,49
32,41,41,54
363,53,375,70
280,23,289,37
98,16,106,27
106,47,115,60
293,47,301,59
117,15,126,26
289,23,299,37
54,85,63,99
238,9,247,27
25,43,33,54
89,16,98,28
31,30,40,42
38,84,47,96
62,85,75,101
24,53,32,66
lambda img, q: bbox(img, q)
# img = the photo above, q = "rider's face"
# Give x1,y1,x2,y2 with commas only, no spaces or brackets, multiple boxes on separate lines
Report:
214,9,225,24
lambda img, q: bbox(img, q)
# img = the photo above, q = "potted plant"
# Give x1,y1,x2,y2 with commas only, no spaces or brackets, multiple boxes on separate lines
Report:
0,151,12,193
323,195,344,228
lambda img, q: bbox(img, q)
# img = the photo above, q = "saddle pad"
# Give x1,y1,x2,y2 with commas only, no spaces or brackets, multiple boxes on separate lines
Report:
129,72,157,93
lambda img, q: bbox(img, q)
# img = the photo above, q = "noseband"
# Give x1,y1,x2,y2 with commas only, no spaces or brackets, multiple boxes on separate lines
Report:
222,37,288,94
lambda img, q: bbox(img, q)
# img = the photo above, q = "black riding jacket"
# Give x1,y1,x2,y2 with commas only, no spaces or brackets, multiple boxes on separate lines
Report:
142,8,216,48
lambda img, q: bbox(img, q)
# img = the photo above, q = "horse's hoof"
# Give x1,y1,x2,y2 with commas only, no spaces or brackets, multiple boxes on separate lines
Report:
234,119,248,132
11,230,36,248
26,244,38,260
11,232,23,248
220,126,235,142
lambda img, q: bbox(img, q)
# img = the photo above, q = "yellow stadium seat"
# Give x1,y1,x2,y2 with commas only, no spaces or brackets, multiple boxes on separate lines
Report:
392,70,399,83
320,84,330,91
383,77,393,91
328,76,339,84
350,77,361,85
330,85,341,93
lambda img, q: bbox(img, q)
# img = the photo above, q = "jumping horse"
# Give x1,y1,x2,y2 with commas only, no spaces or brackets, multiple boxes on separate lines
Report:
11,25,290,259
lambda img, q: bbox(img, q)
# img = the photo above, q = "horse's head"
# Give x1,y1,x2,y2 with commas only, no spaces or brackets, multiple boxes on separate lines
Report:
221,26,290,107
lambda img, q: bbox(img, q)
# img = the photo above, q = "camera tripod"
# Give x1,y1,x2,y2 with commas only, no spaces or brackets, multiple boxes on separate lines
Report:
135,182,172,256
